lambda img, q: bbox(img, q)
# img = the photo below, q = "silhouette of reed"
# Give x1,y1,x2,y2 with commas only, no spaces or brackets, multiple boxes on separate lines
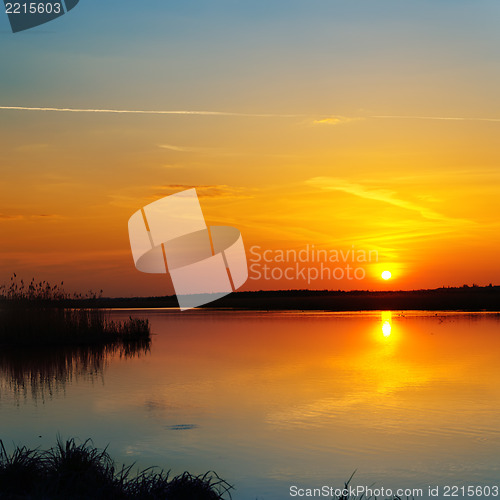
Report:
0,438,233,499
0,275,150,346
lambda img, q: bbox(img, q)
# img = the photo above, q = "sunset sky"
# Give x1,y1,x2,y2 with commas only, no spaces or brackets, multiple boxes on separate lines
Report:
1,0,500,296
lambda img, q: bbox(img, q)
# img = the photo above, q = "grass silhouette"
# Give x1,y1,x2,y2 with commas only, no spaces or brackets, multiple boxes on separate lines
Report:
0,438,233,499
0,440,412,500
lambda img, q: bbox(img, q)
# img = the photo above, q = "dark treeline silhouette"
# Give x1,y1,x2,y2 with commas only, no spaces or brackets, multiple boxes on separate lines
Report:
84,285,500,311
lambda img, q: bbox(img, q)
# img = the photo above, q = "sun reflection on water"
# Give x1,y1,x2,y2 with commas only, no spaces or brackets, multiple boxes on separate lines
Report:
382,321,392,337
381,311,392,338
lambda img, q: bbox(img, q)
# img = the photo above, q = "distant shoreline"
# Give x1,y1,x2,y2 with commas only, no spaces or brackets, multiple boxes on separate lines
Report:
63,285,500,312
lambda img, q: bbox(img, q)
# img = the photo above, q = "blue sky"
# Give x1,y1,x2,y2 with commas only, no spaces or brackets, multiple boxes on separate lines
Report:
2,0,500,115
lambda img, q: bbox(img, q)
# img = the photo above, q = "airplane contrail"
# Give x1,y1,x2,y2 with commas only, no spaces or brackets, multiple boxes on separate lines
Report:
2,106,499,122
372,115,500,122
0,105,300,118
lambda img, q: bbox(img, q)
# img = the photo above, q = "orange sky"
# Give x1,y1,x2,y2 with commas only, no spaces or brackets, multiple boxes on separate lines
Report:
1,111,499,296
1,2,500,296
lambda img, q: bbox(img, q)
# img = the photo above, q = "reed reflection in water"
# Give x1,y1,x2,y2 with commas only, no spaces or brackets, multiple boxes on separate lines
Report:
0,339,150,403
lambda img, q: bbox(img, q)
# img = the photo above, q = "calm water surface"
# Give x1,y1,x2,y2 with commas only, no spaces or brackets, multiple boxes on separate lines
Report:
1,311,499,499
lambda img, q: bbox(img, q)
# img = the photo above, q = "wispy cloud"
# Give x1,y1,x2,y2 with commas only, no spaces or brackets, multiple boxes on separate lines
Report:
106,184,250,209
0,213,62,221
311,113,500,126
312,114,500,126
0,214,23,221
157,143,222,155
152,184,249,199
313,114,500,126
388,168,500,183
313,116,362,125
306,176,466,223
0,105,299,118
158,144,194,152
371,115,500,123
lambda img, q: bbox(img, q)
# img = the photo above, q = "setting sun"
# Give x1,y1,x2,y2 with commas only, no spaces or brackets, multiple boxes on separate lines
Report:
381,271,392,280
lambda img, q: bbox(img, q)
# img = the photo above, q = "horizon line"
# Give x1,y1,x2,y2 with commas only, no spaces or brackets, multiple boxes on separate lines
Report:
90,284,500,300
